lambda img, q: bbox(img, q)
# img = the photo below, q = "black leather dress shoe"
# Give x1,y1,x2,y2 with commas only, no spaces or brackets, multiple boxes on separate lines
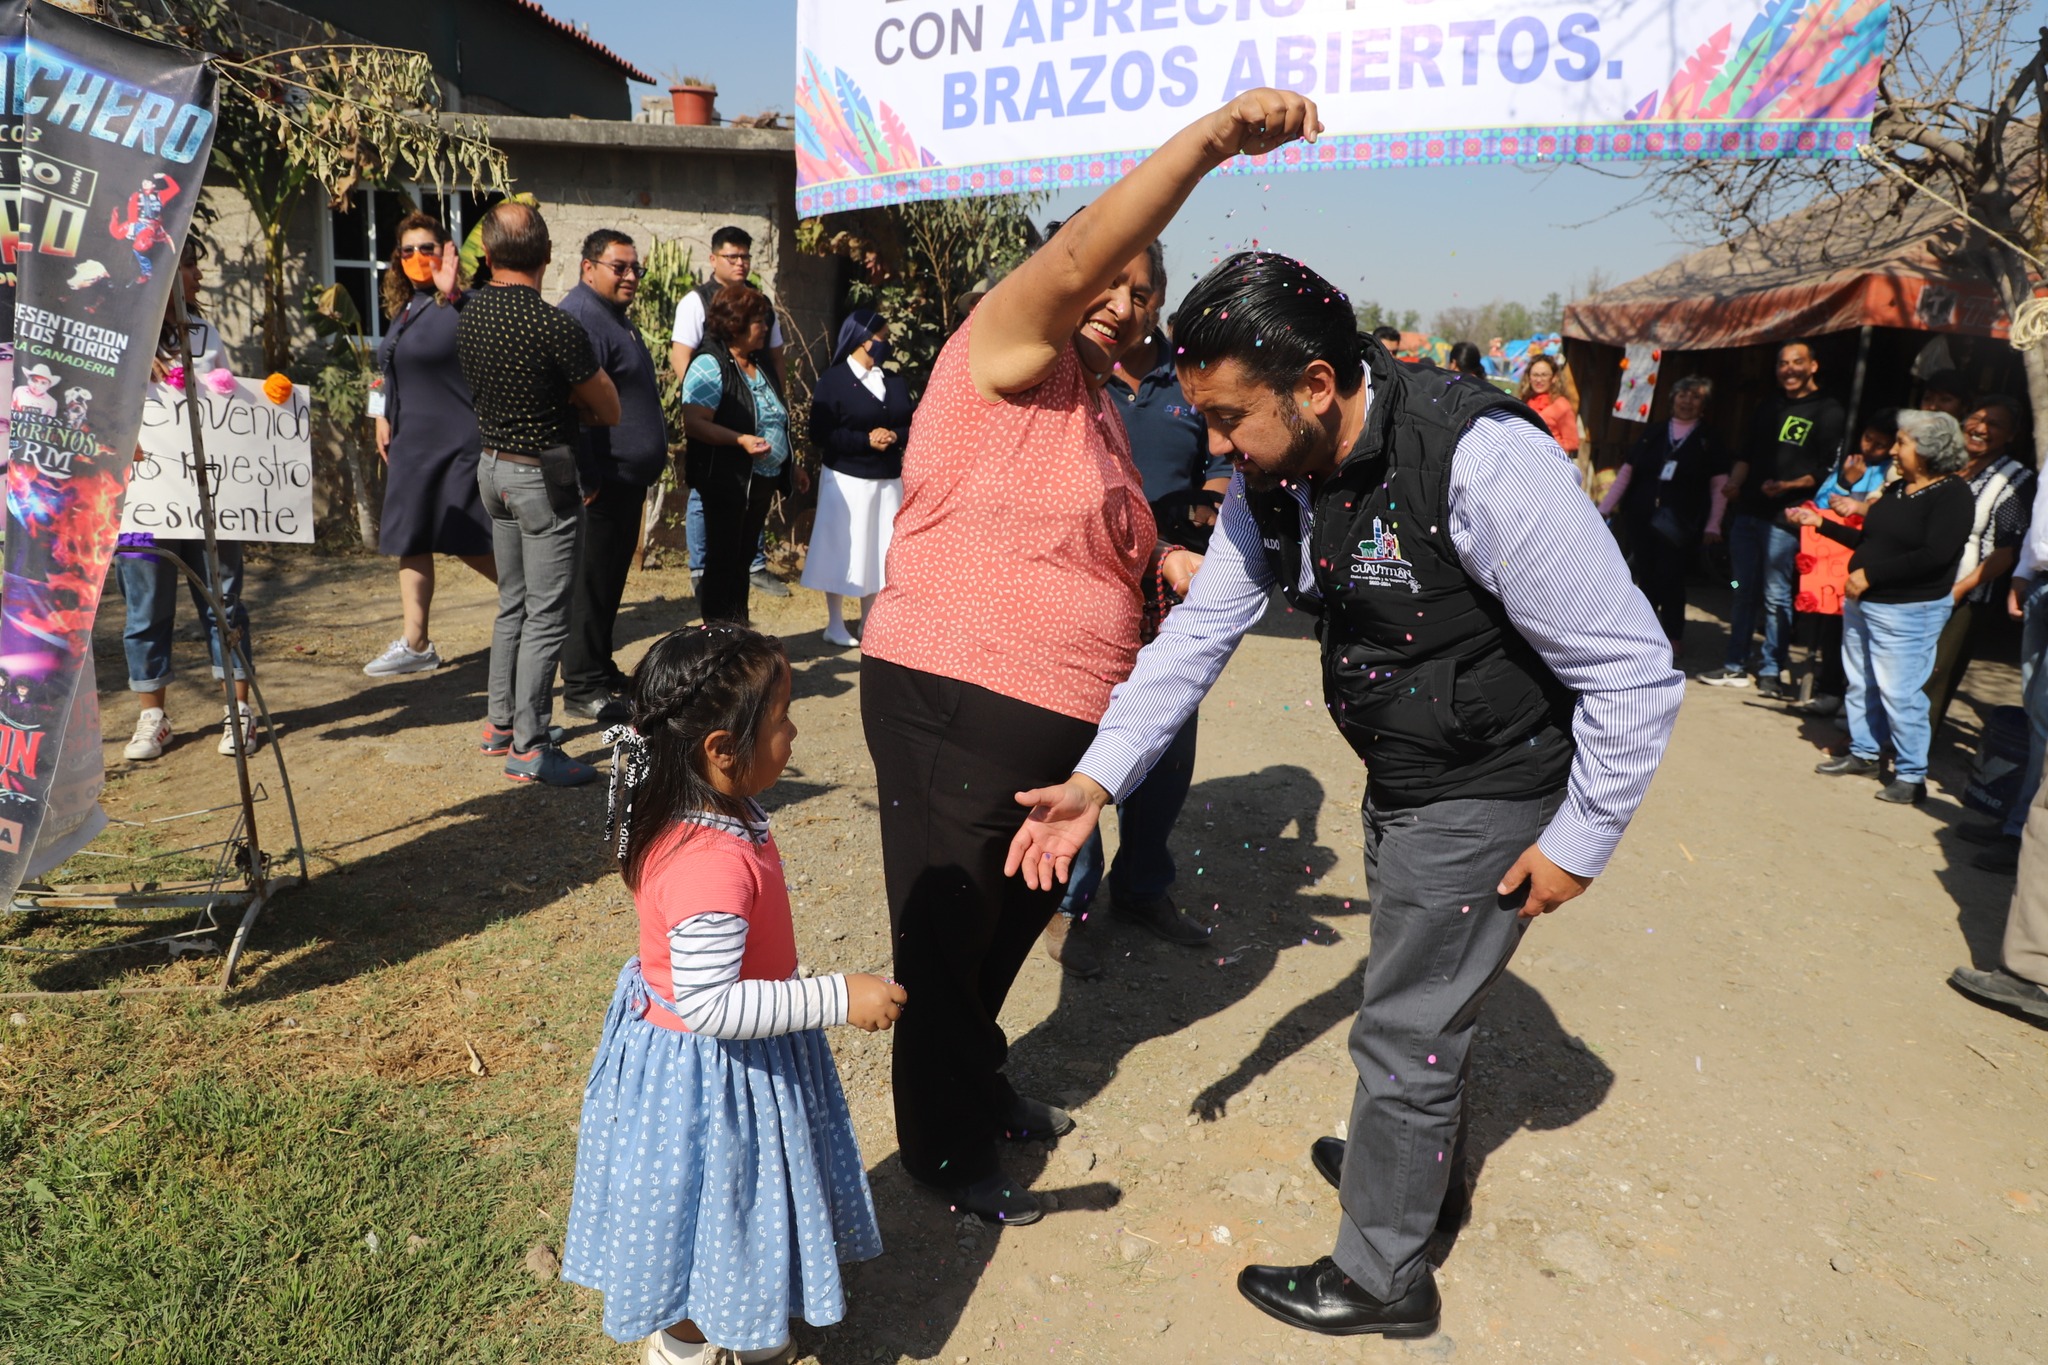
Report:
1237,1257,1439,1338
1875,779,1926,805
1111,892,1213,945
1310,1136,1469,1233
996,1093,1074,1141
927,1170,1042,1226
1815,754,1882,777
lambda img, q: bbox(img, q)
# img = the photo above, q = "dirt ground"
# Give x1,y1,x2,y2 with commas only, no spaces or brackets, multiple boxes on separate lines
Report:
19,546,2048,1362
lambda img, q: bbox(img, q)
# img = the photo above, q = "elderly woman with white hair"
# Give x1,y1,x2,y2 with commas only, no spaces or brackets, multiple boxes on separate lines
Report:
1790,409,1974,804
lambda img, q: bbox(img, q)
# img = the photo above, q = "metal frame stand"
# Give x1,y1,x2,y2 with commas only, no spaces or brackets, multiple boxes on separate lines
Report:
0,291,309,996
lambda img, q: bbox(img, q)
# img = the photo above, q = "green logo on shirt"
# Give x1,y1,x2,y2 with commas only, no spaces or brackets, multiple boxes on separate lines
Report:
1779,415,1814,445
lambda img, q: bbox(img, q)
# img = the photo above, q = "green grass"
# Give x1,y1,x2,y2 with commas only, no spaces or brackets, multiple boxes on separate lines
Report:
0,1010,598,1365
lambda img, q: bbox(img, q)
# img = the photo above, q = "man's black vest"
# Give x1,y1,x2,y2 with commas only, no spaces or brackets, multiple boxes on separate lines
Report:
1246,343,1579,807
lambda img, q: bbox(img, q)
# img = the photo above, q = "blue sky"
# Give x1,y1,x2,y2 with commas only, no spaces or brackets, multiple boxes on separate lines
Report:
548,0,1693,325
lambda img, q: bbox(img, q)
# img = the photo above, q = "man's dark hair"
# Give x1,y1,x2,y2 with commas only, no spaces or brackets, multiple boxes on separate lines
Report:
1173,252,1365,396
1924,368,1969,398
481,201,550,273
1778,338,1817,363
582,228,634,263
1372,325,1403,346
710,225,754,254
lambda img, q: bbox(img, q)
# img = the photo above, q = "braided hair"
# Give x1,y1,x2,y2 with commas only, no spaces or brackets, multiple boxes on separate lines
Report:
608,624,790,889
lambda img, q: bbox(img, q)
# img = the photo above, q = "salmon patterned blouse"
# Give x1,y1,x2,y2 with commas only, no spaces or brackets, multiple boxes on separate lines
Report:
861,314,1153,723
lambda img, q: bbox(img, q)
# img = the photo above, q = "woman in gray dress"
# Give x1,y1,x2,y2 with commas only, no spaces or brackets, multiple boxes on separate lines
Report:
363,212,497,677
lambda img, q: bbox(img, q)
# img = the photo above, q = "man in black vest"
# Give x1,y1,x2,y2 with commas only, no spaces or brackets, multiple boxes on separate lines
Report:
1006,253,1682,1339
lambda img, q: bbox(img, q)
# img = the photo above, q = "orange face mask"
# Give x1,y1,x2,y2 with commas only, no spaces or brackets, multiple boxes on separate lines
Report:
401,253,438,285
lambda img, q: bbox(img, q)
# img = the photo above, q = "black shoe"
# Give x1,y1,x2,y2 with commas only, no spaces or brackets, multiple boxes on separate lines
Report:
1949,966,2048,1021
929,1171,1042,1226
1756,676,1795,701
1875,780,1926,805
1237,1257,1440,1339
564,694,631,725
1797,693,1843,717
749,569,791,598
997,1093,1074,1141
1815,754,1882,777
1310,1137,1469,1234
1110,892,1213,946
1973,840,2021,874
1043,910,1104,979
1958,820,2013,847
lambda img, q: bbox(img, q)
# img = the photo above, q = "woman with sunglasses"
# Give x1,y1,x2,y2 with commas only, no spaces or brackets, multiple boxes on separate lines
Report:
363,212,497,678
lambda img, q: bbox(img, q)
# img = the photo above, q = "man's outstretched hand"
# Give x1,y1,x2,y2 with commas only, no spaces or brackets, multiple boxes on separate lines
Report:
1005,774,1114,891
1497,843,1593,919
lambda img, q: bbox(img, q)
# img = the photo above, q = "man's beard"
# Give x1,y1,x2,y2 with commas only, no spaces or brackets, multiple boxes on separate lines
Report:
1239,399,1328,492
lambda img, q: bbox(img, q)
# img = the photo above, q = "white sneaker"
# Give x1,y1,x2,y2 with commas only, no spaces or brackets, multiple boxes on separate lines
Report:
822,624,859,648
124,707,171,761
644,1329,709,1364
219,702,261,756
364,638,441,677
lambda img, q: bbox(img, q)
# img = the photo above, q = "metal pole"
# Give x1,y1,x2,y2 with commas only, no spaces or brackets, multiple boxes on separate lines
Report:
166,290,266,912
1841,324,1874,459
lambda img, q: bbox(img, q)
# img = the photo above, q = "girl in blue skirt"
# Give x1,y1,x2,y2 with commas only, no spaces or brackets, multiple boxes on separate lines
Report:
563,624,904,1364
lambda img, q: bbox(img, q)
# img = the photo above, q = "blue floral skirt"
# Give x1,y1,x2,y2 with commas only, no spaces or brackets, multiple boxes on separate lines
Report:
561,959,883,1346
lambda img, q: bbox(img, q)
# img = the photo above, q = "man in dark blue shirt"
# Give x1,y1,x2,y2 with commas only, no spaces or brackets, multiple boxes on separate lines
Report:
1044,300,1231,979
558,229,668,724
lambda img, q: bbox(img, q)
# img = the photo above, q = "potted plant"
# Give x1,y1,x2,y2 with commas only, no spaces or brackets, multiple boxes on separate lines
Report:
667,72,717,126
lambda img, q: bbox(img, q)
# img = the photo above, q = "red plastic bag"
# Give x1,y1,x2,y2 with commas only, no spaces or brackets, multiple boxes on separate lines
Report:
1797,508,1855,617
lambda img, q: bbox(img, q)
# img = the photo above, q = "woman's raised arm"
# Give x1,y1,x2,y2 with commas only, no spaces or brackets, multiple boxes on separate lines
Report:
968,89,1321,400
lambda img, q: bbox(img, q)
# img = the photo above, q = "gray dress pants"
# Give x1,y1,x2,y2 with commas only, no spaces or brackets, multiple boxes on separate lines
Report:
478,452,583,753
1333,789,1564,1300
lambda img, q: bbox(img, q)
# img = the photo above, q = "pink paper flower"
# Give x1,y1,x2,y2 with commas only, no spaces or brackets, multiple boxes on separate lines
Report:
203,367,237,396
163,365,186,390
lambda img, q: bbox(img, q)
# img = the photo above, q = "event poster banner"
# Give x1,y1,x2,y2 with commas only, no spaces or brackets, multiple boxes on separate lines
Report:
0,3,215,889
794,0,1888,213
124,376,315,543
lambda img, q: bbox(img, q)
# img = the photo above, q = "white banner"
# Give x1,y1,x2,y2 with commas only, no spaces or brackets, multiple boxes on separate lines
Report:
123,377,313,543
795,0,1886,213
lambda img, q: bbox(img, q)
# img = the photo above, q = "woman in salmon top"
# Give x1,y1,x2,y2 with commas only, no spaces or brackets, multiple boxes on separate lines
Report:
1519,353,1582,480
859,88,1323,1226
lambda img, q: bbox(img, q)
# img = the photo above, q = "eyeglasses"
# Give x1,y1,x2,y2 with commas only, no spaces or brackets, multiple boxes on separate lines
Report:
594,259,647,278
715,251,752,263
397,243,442,258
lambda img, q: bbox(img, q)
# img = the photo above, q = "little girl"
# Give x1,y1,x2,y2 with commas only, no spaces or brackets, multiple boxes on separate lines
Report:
562,624,905,1365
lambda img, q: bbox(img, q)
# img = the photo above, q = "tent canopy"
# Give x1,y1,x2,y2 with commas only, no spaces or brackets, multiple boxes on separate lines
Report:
1564,171,2038,351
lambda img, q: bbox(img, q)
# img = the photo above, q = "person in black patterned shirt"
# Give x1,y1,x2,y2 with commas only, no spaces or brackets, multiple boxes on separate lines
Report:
456,201,620,786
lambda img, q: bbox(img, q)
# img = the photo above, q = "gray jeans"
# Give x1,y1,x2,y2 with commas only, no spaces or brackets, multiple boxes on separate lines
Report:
478,452,582,753
1333,788,1564,1300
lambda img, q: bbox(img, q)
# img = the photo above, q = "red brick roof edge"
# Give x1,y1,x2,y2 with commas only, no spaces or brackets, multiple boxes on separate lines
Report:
509,0,657,86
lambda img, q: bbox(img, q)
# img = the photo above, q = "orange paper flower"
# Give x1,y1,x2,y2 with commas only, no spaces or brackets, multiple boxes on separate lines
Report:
262,373,293,404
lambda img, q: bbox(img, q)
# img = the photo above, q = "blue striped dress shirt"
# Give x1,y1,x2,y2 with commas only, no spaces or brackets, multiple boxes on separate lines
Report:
1076,394,1685,879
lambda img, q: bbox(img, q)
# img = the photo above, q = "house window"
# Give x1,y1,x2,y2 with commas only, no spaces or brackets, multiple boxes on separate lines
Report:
326,186,500,343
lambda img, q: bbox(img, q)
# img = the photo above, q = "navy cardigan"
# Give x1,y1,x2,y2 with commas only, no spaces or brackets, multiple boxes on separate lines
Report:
809,360,912,480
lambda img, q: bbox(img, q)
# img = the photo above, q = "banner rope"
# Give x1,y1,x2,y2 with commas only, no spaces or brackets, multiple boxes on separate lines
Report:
1855,145,2048,350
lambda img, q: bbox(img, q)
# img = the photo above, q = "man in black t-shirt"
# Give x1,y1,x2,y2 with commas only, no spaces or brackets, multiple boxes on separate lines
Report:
456,201,620,786
1697,340,1845,698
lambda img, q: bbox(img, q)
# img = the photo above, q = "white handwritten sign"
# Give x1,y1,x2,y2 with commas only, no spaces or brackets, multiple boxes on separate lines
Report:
123,377,313,542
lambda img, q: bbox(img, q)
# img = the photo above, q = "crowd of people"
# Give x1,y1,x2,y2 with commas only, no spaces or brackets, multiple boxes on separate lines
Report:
100,91,2047,1365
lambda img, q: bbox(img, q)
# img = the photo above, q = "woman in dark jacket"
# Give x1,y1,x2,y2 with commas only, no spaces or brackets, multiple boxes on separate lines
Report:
801,307,912,646
1791,409,1974,805
680,284,805,625
1603,376,1729,658
364,212,496,677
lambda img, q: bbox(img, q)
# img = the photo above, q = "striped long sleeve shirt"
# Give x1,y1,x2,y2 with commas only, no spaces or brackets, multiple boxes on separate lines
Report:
1076,397,1684,879
666,914,848,1039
